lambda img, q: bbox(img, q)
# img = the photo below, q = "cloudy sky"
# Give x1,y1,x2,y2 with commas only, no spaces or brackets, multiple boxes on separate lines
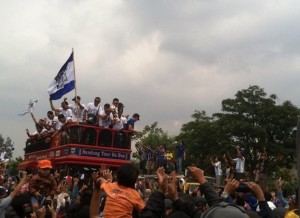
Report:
1,0,300,158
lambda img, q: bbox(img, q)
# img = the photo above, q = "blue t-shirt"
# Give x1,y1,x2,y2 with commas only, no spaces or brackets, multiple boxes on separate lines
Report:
176,144,185,158
127,118,135,129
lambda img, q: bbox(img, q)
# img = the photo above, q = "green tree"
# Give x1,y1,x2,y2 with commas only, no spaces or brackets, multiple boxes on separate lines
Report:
0,134,14,160
177,110,230,174
214,85,299,173
8,156,23,176
133,122,174,149
178,85,299,178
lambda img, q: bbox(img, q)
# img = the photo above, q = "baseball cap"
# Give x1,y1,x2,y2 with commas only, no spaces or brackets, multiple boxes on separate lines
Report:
38,159,53,169
72,96,81,101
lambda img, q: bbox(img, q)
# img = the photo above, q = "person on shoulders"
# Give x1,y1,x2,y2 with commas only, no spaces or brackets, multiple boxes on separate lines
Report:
28,159,57,210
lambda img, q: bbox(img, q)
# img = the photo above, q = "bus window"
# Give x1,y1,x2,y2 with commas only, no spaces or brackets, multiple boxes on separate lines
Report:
98,130,112,147
114,131,127,149
82,128,96,145
69,126,81,144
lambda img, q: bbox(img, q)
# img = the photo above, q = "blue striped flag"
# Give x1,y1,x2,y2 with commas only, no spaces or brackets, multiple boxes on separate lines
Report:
48,52,75,100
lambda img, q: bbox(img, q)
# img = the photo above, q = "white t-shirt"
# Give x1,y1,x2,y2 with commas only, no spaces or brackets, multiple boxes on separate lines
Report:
113,116,127,130
233,157,245,173
33,128,48,136
99,109,113,128
57,117,73,130
213,161,223,176
47,117,59,131
69,103,86,122
58,108,74,119
85,103,102,116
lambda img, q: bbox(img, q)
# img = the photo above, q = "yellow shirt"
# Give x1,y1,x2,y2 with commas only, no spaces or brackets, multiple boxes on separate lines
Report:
166,152,173,160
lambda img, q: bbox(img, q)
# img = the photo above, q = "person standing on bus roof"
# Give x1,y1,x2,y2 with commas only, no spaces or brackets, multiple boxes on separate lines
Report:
127,113,140,134
83,97,102,125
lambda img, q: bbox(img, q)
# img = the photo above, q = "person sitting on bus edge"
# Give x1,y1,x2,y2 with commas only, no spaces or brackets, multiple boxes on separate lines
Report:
57,114,72,130
25,124,48,145
99,103,113,128
67,96,86,122
126,113,140,134
49,98,75,120
28,159,57,210
45,111,59,133
83,97,102,125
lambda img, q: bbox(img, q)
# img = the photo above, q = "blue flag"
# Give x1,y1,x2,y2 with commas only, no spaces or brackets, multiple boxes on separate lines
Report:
48,52,75,100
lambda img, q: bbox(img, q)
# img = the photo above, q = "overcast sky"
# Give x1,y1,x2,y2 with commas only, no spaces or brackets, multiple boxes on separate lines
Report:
1,0,300,158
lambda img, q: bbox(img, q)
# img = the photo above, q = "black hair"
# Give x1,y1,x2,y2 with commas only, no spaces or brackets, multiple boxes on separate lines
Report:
104,103,110,109
113,98,119,102
47,111,54,115
116,164,139,188
11,192,32,217
35,124,43,129
264,191,272,201
58,114,65,119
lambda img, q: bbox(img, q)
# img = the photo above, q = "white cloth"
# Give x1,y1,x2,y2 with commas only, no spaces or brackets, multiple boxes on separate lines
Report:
233,157,245,173
213,161,223,176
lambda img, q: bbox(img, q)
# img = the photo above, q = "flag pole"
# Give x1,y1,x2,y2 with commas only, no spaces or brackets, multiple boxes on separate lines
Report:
72,48,80,125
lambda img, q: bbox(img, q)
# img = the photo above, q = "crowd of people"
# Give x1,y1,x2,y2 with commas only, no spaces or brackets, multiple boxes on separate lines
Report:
0,158,297,218
25,96,140,145
136,141,186,176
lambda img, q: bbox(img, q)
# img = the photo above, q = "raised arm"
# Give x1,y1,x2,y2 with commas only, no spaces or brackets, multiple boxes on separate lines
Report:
49,99,56,111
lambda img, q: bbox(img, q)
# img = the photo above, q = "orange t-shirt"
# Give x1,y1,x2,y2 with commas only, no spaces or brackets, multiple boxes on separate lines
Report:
101,182,145,218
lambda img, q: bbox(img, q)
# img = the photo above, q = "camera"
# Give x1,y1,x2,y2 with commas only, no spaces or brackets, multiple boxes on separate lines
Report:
43,199,52,207
236,183,251,193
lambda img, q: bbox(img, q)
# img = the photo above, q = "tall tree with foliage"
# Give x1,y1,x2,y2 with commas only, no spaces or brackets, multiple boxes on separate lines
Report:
177,110,230,174
0,134,14,161
132,122,174,159
178,85,299,177
214,85,299,172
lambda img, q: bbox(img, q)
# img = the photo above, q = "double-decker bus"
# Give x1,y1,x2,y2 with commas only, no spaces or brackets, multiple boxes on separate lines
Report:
18,122,133,174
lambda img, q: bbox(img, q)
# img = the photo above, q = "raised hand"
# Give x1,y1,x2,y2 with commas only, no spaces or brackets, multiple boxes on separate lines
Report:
224,179,239,195
187,166,207,184
244,182,265,201
167,171,178,201
156,167,168,194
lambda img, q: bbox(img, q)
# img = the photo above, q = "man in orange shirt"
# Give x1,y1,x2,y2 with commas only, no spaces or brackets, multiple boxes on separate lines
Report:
91,164,145,218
